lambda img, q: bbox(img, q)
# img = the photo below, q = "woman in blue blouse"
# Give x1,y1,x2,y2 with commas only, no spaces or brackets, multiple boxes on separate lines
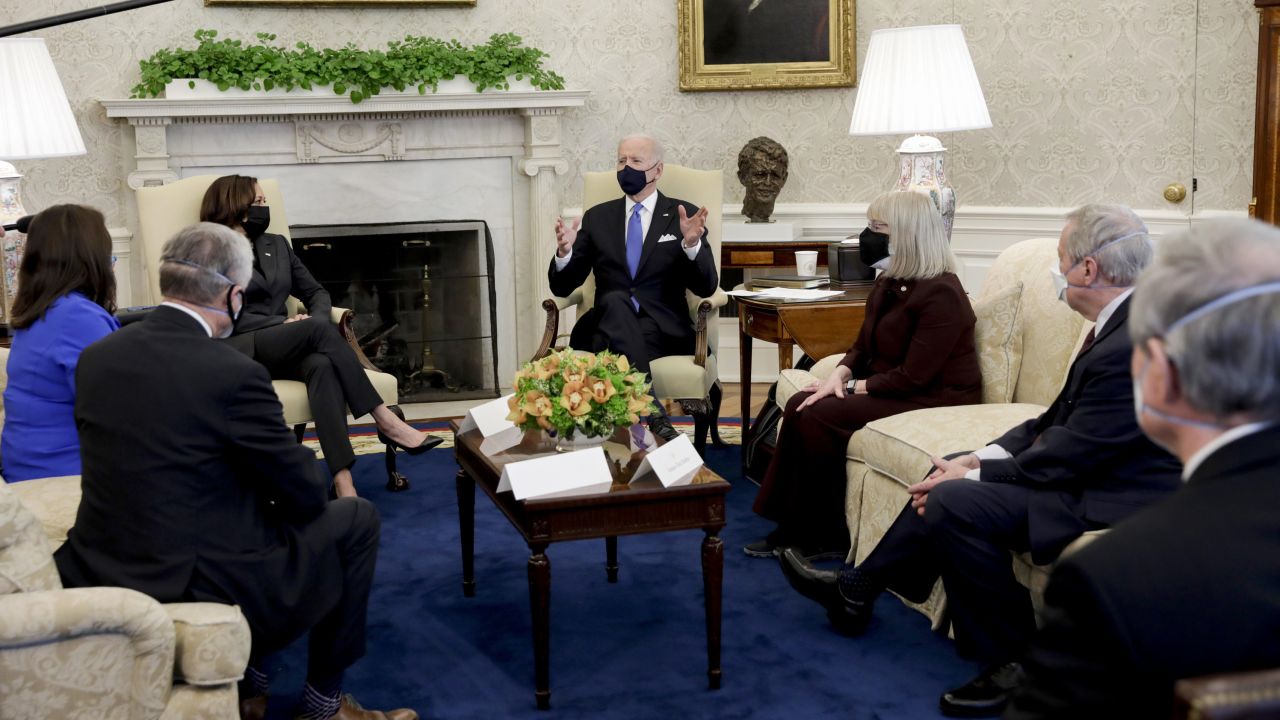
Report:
1,205,119,481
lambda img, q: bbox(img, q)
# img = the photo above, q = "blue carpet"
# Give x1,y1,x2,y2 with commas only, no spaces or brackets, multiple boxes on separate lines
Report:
259,444,978,719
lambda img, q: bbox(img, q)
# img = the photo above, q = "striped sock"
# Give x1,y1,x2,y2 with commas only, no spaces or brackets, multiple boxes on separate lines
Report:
298,674,344,720
239,663,270,698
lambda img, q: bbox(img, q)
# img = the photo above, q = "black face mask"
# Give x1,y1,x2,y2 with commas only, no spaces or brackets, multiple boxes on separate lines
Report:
617,163,657,196
243,205,270,240
859,227,890,267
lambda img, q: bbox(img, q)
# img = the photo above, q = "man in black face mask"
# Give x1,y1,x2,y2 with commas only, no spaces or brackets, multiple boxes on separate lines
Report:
550,134,719,440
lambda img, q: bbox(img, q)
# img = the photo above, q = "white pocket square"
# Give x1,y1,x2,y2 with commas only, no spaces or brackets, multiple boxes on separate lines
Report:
658,234,678,243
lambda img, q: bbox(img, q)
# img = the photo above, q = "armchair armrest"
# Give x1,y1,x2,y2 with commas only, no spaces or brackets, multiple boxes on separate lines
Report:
165,602,252,686
331,307,380,372
0,587,175,716
692,288,729,367
533,290,587,362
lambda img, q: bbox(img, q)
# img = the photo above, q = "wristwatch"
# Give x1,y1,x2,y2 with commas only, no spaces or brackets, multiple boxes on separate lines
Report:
845,378,858,394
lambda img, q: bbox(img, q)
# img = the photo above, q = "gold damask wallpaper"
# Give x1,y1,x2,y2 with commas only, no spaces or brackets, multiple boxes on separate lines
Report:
0,0,1258,226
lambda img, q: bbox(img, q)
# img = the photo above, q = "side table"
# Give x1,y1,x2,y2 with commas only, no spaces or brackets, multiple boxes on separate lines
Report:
736,284,874,457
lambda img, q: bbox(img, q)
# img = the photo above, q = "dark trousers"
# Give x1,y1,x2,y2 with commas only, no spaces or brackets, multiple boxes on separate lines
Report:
753,389,929,552
187,497,381,680
571,291,694,414
235,318,384,475
858,479,1038,665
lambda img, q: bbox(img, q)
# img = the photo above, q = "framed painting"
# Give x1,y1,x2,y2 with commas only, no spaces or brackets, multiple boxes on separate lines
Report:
205,0,472,5
678,0,855,91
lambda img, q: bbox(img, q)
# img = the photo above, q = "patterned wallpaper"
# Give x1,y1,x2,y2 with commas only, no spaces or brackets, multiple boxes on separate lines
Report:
0,0,1258,227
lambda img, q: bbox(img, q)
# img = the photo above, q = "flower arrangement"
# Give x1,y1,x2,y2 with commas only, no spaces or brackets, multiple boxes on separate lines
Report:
507,350,656,440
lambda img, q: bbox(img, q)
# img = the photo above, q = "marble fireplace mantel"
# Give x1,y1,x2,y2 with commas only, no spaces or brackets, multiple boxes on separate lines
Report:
101,88,588,373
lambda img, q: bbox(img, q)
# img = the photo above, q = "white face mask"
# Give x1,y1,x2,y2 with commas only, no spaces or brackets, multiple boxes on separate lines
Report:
1051,231,1149,303
1050,264,1069,302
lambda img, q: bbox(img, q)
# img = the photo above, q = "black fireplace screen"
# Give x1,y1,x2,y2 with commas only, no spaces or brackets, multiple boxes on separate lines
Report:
291,221,500,404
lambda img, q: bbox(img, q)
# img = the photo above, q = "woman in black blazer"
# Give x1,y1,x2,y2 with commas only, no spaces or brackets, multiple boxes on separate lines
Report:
201,175,440,497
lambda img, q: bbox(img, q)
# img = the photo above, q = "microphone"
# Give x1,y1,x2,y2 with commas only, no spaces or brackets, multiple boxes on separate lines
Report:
2,216,33,233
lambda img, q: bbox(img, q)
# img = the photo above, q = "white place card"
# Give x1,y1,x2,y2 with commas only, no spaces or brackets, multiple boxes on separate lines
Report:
631,433,703,488
458,394,523,455
497,447,614,500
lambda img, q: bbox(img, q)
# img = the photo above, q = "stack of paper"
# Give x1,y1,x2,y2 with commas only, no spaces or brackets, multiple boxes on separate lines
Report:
727,287,844,301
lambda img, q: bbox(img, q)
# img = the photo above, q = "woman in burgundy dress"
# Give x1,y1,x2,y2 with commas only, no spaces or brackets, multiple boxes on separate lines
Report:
747,191,982,557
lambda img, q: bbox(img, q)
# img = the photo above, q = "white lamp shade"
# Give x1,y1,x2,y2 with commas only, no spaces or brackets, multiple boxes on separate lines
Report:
849,25,992,136
0,38,86,160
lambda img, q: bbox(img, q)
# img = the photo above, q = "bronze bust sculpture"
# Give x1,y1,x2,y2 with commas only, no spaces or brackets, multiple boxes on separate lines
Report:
737,136,789,223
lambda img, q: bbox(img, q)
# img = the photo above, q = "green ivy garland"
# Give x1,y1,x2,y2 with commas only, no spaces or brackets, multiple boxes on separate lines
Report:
131,30,566,104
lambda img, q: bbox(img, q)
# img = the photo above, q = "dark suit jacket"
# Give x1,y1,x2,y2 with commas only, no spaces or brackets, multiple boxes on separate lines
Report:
1006,425,1280,719
836,273,982,406
54,306,343,645
548,192,718,342
983,297,1182,562
227,232,332,353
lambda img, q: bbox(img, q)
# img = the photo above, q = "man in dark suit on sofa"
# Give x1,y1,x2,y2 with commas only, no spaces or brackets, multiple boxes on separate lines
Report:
550,133,718,440
779,204,1183,717
54,222,415,720
1007,218,1280,718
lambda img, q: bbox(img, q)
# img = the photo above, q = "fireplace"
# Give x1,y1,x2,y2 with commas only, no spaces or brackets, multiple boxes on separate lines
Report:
291,221,499,403
102,88,589,389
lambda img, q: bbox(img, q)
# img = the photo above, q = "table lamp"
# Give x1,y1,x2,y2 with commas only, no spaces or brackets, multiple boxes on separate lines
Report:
849,25,991,238
0,37,86,323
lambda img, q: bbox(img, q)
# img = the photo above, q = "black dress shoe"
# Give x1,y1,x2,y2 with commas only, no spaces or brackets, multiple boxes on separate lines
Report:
939,662,1023,717
648,415,681,442
377,429,444,456
239,693,268,720
778,547,872,636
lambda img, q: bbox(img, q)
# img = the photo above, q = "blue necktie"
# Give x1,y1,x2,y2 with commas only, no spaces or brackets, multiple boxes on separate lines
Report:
626,203,644,310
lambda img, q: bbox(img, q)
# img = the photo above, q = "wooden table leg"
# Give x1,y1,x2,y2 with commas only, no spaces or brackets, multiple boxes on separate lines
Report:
777,339,794,371
528,544,552,710
456,470,475,598
702,530,724,690
605,536,618,583
739,323,753,461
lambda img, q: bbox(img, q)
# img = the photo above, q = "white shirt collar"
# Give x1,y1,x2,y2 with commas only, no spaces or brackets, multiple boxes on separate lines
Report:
160,301,214,338
1093,287,1133,336
1181,421,1275,481
625,191,659,218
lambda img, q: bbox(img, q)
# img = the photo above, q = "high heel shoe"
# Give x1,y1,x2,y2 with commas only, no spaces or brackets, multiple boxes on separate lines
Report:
377,429,443,456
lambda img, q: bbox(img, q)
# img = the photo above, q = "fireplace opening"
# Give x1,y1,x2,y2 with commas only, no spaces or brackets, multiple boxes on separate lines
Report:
290,221,500,404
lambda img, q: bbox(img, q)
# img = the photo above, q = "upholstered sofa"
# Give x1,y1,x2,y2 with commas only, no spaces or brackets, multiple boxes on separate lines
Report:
0,347,252,719
776,237,1101,624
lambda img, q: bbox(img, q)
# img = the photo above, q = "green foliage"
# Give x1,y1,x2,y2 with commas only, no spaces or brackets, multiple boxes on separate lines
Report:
508,349,657,440
132,29,565,103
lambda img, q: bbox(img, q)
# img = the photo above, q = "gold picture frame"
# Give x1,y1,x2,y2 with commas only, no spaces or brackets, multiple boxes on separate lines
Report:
205,0,472,5
678,0,855,91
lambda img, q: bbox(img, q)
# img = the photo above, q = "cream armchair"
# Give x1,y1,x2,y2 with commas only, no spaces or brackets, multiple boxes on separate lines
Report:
776,237,1099,623
0,478,253,720
135,175,409,490
0,347,251,719
535,165,729,454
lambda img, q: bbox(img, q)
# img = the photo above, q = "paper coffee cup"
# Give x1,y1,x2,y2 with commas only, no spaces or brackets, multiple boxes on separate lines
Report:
795,250,818,276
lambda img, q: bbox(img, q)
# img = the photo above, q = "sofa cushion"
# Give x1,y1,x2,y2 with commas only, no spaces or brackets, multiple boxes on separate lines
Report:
849,403,1047,487
165,602,252,686
0,482,62,593
973,283,1025,404
6,475,81,549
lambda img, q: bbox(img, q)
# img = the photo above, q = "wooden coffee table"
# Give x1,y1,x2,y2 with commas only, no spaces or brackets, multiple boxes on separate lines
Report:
450,421,730,710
